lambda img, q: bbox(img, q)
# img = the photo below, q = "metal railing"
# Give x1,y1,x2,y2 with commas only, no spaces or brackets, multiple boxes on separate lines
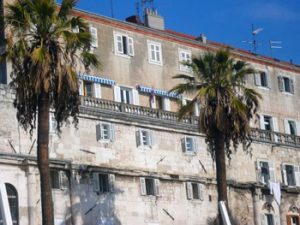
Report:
80,96,300,147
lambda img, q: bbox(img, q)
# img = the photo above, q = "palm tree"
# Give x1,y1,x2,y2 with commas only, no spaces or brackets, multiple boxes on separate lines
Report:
2,0,99,224
171,50,261,224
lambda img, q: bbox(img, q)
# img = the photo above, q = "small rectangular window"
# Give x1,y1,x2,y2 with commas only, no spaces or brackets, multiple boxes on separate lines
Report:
286,165,296,186
92,173,115,194
148,41,162,65
136,129,153,148
182,137,197,153
186,182,203,200
84,81,93,97
50,170,68,190
140,177,160,196
179,49,192,72
96,123,115,142
114,32,134,56
120,87,132,104
278,76,294,94
263,116,272,131
90,27,98,48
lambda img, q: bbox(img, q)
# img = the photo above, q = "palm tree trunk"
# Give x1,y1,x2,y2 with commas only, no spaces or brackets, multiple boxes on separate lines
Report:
215,130,228,225
37,91,54,225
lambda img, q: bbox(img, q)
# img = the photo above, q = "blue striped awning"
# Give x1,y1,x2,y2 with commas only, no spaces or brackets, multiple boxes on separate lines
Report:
138,85,181,99
78,74,115,86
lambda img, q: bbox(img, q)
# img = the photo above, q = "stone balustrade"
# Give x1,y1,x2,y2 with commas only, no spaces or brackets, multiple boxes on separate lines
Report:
80,96,300,147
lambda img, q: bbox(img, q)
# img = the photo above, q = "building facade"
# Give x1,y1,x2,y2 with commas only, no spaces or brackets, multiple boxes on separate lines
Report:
0,4,300,225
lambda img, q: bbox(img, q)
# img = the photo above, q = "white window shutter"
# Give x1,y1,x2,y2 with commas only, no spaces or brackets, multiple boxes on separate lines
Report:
92,173,100,192
193,138,198,153
284,119,291,134
150,95,156,109
113,85,121,102
136,130,141,147
79,80,84,96
272,117,279,132
140,178,146,195
259,115,265,129
254,73,261,86
186,182,193,199
109,174,115,192
296,122,300,136
59,171,68,189
282,164,287,185
90,27,98,48
290,79,294,94
261,214,267,225
149,131,154,147
114,33,123,54
274,215,280,225
109,124,115,141
193,102,199,116
277,76,284,92
256,161,262,183
93,83,101,98
154,179,160,196
162,97,171,111
269,162,275,182
266,73,271,89
132,89,140,105
198,184,204,201
294,166,300,187
128,37,134,56
96,124,102,141
181,138,187,152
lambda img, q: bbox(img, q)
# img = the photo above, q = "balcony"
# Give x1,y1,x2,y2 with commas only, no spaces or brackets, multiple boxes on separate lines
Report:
80,96,300,147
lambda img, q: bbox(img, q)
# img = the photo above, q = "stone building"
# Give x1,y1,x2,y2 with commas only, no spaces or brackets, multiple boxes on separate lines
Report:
0,3,300,225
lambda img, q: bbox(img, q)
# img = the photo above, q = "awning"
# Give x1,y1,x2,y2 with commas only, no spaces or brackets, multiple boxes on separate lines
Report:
78,74,115,86
138,85,181,99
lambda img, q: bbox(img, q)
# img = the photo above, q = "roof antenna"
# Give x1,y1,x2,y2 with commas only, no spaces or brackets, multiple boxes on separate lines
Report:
269,40,282,57
110,0,114,18
242,24,263,53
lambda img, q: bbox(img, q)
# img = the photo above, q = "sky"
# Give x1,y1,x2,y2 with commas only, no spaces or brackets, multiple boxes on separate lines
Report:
64,0,300,65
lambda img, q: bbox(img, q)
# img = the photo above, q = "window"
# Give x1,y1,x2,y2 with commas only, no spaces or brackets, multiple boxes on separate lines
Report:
96,123,115,142
278,76,294,94
282,164,300,186
261,214,280,225
0,184,19,225
263,116,272,131
79,80,101,98
256,160,275,184
284,119,299,135
136,129,154,148
114,32,134,56
254,71,270,88
179,49,192,72
113,85,139,105
186,182,204,200
92,173,115,194
182,137,197,153
288,215,300,225
182,99,200,116
147,40,162,65
89,27,98,48
259,115,279,132
50,170,68,190
140,178,160,196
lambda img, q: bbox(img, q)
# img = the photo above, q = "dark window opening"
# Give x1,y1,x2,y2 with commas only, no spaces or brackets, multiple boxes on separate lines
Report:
286,165,296,186
145,178,155,196
98,174,109,193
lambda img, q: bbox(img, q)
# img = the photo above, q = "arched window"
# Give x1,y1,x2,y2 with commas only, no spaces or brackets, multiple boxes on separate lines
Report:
0,183,19,225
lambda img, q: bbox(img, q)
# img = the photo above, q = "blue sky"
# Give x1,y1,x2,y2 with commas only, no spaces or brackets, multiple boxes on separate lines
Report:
67,0,300,65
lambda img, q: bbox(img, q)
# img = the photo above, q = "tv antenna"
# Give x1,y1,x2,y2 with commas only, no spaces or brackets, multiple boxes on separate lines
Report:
110,0,114,18
242,24,264,53
136,0,155,22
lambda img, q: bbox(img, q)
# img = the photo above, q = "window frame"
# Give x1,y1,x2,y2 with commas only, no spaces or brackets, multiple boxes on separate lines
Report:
182,136,197,154
92,173,115,195
278,75,294,94
186,182,204,201
50,170,69,190
113,31,134,57
178,48,192,73
254,71,270,89
89,26,98,48
140,177,160,196
256,159,275,184
282,164,300,187
0,183,19,225
96,122,115,142
147,40,163,65
136,129,154,148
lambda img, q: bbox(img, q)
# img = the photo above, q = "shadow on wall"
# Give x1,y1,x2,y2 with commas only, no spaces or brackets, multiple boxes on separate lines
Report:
71,171,122,225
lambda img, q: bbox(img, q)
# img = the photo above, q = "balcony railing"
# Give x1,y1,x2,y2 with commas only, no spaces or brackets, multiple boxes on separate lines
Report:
80,96,300,147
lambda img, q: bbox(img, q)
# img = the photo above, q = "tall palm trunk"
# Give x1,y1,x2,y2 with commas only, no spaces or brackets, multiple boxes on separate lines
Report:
37,91,54,225
215,130,228,225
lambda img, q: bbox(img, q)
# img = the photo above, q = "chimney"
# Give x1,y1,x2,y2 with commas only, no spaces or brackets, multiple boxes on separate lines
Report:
125,15,143,25
196,33,207,44
144,8,165,30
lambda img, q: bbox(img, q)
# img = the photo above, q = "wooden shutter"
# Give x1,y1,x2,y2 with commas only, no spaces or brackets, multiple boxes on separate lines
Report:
269,162,275,182
140,178,146,195
284,119,291,134
286,215,292,225
259,115,265,129
59,171,69,189
256,160,262,183
96,124,102,141
109,174,115,192
109,124,115,141
132,89,140,105
261,214,267,225
294,166,300,186
278,76,284,92
114,33,123,54
154,179,160,196
186,182,193,199
79,80,84,96
290,79,294,94
282,164,287,185
181,138,187,152
90,27,98,48
198,184,204,201
162,97,171,111
128,37,134,56
93,83,101,98
274,215,280,225
272,117,279,132
193,102,199,116
192,137,198,153
149,130,154,147
113,85,121,102
254,73,261,86
92,173,100,193
296,122,300,136
266,72,271,88
136,130,141,147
